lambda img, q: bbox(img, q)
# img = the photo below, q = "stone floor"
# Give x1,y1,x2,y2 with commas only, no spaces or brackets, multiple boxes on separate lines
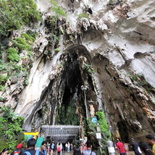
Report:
126,151,135,155
52,150,135,155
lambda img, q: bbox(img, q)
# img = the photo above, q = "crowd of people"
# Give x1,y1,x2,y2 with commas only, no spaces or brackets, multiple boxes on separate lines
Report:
46,141,73,155
0,137,96,155
69,141,96,155
1,134,155,155
115,134,155,155
46,140,96,155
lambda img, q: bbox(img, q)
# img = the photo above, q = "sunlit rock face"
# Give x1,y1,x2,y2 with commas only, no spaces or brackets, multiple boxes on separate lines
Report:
1,0,155,142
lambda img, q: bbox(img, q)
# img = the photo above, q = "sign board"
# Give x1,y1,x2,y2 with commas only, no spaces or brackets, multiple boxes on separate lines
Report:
36,137,44,148
84,137,87,143
92,116,98,124
108,147,115,153
24,132,39,139
96,133,102,139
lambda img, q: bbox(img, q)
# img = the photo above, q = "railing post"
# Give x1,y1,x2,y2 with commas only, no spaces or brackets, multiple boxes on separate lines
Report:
107,140,116,155
81,85,89,119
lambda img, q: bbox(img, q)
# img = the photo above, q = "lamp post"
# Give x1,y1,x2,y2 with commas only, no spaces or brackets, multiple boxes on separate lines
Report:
81,85,89,119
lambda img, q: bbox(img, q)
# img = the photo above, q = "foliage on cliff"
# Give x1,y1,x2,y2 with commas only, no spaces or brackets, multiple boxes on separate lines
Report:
0,31,37,92
87,111,111,153
0,0,40,92
51,0,66,16
96,111,110,136
0,107,24,151
0,0,41,37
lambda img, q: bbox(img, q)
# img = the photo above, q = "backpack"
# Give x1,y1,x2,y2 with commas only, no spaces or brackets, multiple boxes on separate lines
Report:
51,143,55,149
24,150,40,155
57,146,61,152
14,150,21,155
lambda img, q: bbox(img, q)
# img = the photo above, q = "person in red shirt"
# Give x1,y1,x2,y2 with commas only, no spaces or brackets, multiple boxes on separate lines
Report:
115,138,126,155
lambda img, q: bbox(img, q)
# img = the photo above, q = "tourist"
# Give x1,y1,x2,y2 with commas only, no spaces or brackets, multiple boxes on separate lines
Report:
67,142,70,152
70,143,73,151
22,138,42,155
139,142,154,155
0,148,9,155
80,142,87,152
115,138,126,155
146,134,155,155
47,143,50,155
65,143,68,152
130,138,142,155
56,143,61,155
60,143,63,155
11,143,23,155
73,144,81,155
39,141,47,155
50,141,55,155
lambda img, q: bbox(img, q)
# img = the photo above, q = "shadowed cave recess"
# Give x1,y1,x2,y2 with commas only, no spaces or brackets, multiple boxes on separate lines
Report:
32,46,95,138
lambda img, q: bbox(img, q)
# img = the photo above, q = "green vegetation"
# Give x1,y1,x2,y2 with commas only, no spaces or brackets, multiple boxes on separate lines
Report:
87,111,111,153
50,0,66,16
96,111,110,137
56,100,80,125
12,31,37,53
54,48,60,52
11,37,32,51
0,97,4,101
0,75,8,83
0,60,7,71
130,73,155,92
0,107,24,151
0,31,37,92
21,33,36,43
45,1,66,53
0,0,41,37
83,63,94,73
0,85,5,91
7,47,20,62
0,0,39,90
78,13,89,19
87,111,110,138
44,16,62,54
130,73,139,81
46,16,57,29
10,63,23,72
0,74,8,91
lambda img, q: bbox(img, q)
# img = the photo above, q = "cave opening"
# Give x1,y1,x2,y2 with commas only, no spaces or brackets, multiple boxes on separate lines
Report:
56,52,85,125
36,46,94,143
117,121,129,143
